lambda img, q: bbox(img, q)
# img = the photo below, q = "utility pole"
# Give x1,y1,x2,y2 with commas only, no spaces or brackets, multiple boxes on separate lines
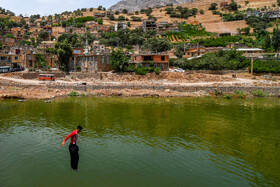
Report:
73,13,76,33
251,55,254,75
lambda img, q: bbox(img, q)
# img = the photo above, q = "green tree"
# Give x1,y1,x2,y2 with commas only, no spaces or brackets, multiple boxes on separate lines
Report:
55,41,73,73
263,34,271,51
191,8,198,15
5,33,14,38
97,6,103,10
37,31,49,43
0,43,2,49
35,53,46,67
118,16,125,21
122,9,128,14
30,37,36,46
20,18,26,26
144,30,157,38
61,20,67,27
108,15,115,20
110,49,129,72
97,18,103,25
174,43,186,58
142,38,172,52
209,3,218,10
19,40,31,46
230,2,238,11
272,27,280,52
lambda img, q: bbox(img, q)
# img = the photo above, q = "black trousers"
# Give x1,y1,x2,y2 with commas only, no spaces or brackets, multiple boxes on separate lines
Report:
68,143,79,170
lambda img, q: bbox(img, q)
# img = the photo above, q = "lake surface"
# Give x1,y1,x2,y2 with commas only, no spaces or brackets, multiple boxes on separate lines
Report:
0,97,280,187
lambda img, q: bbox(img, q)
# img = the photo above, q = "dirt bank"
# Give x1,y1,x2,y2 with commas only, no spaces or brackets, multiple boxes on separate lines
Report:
0,85,208,100
0,72,279,100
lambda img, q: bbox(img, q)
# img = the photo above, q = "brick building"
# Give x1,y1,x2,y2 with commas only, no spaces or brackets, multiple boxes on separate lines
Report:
71,53,111,72
0,53,23,68
22,53,57,68
183,43,206,58
131,53,169,71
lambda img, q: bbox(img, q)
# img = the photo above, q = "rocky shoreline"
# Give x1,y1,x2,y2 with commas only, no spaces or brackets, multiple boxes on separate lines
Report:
0,81,279,100
0,72,279,100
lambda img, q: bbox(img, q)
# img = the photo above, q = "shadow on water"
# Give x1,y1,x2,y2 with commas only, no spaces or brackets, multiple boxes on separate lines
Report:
0,97,280,186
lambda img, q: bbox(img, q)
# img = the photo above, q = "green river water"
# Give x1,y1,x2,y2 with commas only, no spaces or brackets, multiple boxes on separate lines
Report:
0,97,280,187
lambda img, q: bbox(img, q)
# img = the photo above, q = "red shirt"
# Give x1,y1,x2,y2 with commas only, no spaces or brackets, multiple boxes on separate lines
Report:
64,130,78,144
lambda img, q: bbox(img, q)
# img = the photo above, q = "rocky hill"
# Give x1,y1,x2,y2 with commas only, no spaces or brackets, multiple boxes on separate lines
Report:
109,0,192,11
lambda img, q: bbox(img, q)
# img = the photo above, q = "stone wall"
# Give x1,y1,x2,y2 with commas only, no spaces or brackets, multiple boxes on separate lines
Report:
69,72,101,80
46,84,280,96
1,80,279,96
13,72,66,79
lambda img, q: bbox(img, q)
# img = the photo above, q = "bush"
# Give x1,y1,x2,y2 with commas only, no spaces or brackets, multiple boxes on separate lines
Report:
136,66,147,75
209,3,218,10
173,50,249,70
68,91,79,96
252,90,267,97
124,65,136,72
215,90,224,96
154,67,160,75
131,16,142,22
252,60,280,73
224,94,232,99
234,90,246,98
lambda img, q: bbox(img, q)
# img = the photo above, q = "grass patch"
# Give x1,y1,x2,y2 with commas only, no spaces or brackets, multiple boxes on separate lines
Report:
68,90,79,97
234,90,246,98
252,90,267,97
223,94,232,99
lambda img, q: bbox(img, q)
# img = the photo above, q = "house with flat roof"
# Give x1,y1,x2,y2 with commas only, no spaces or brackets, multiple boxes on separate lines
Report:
10,27,27,38
143,19,157,32
22,53,57,69
0,53,23,68
115,22,127,31
131,53,169,71
182,43,206,58
38,41,56,50
71,53,111,72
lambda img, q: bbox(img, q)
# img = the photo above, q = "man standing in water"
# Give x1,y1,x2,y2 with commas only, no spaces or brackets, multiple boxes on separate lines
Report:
61,126,83,172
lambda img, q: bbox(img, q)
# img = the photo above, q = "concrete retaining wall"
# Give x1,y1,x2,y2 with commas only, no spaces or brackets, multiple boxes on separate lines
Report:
69,72,101,80
12,72,66,79
1,81,279,96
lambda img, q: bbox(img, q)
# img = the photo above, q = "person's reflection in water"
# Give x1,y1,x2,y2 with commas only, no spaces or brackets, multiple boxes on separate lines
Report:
61,126,83,172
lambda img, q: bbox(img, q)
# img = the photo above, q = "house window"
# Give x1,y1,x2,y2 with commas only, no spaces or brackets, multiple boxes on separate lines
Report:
0,56,7,61
106,56,110,64
154,64,158,68
101,56,105,64
29,61,33,67
28,55,32,60
145,64,150,67
160,64,165,70
161,56,165,61
15,56,19,60
144,56,153,61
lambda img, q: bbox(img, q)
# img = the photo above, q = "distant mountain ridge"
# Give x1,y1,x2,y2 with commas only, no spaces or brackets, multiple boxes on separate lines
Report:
109,0,193,12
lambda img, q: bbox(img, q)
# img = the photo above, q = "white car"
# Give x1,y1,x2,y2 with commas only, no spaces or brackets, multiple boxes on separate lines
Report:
174,68,185,73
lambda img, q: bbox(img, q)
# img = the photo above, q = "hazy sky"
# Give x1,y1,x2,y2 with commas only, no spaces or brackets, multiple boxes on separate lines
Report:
0,0,120,16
